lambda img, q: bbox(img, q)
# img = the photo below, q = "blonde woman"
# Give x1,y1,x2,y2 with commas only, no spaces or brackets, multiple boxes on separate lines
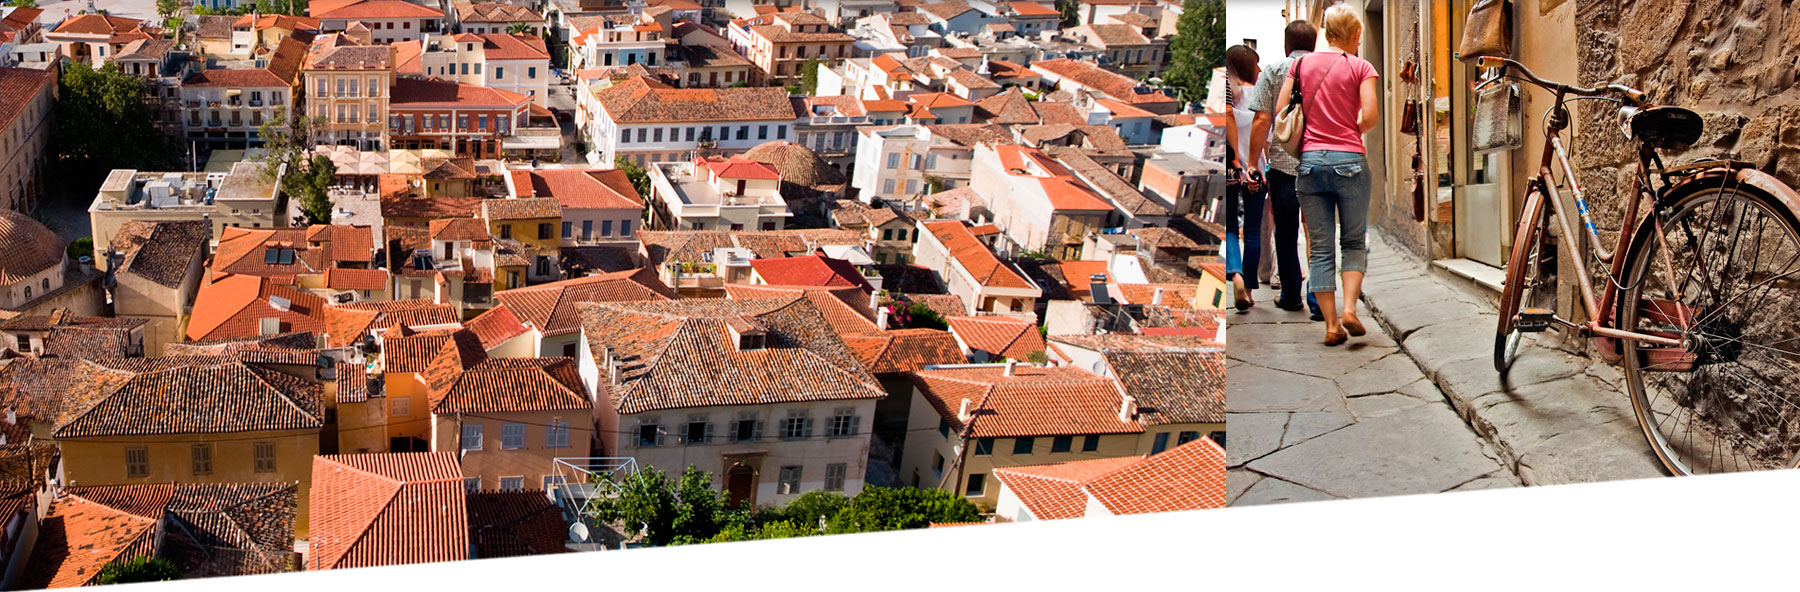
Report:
1273,4,1379,346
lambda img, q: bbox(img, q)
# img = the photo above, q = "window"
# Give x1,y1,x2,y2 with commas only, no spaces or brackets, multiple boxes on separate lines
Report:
926,154,938,169
465,477,481,492
500,477,525,491
461,63,470,75
458,114,469,130
620,128,633,144
1210,431,1227,449
191,444,213,476
254,442,276,472
653,128,663,142
686,419,711,445
462,424,484,450
1052,435,1073,452
777,466,802,494
882,179,895,194
1083,435,1100,451
478,114,487,130
905,179,916,194
544,475,566,490
1151,432,1170,454
938,418,951,438
528,67,537,79
829,408,859,437
974,438,994,455
882,229,893,241
757,125,768,140
781,410,810,440
621,220,633,236
684,127,695,142
777,126,787,140
734,412,760,442
495,66,504,79
824,463,847,492
737,125,749,140
911,229,920,241
730,223,745,231
598,220,610,237
886,153,899,169
562,221,573,238
500,224,512,239
638,128,648,143
638,422,660,446
964,473,985,496
502,423,526,449
126,447,148,478
538,223,553,240
932,451,945,474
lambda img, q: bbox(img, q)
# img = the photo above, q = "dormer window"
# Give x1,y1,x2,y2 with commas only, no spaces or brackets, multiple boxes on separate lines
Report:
739,333,766,350
263,247,296,265
727,315,767,351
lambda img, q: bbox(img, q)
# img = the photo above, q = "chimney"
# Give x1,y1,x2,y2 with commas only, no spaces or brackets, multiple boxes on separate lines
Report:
1004,359,1016,376
957,398,972,422
1151,286,1164,306
877,307,889,330
4,408,14,425
1118,395,1137,423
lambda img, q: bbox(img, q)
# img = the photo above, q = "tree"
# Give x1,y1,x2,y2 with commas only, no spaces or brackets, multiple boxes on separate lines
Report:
704,520,818,543
155,0,179,19
1163,0,1226,106
6,0,39,7
1055,0,1079,28
592,467,739,547
778,491,848,526
799,57,825,95
903,301,948,330
94,558,181,585
828,487,982,533
293,155,338,224
506,22,534,35
67,237,94,260
613,155,651,198
259,108,336,224
49,62,179,203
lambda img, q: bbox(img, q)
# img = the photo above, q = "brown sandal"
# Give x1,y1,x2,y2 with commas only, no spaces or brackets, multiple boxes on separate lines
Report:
1324,328,1347,346
1233,275,1252,311
1342,312,1366,337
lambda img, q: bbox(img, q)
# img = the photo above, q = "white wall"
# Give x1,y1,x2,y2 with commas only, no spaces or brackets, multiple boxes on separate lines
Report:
1224,0,1316,65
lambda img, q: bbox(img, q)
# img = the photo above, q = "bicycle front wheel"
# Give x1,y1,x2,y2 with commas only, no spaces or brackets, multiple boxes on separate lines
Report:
1495,190,1548,373
1619,179,1800,475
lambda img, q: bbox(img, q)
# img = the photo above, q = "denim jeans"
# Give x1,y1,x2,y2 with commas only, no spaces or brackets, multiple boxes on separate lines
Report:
1266,168,1305,306
1223,180,1266,290
1296,150,1372,294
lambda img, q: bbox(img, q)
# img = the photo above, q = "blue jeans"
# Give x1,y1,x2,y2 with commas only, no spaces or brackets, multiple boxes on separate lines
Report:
1296,150,1371,293
1223,179,1266,290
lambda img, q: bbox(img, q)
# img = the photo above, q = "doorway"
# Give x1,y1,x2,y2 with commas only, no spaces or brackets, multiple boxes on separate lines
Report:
726,465,757,508
1428,0,1512,268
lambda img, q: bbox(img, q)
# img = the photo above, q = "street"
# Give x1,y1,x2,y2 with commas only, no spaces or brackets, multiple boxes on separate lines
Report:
1228,229,1669,505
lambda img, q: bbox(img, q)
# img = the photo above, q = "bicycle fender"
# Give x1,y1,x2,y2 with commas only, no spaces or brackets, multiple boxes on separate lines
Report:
1732,168,1800,221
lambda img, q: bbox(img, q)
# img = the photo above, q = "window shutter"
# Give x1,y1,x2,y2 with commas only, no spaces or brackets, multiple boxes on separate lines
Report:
850,415,861,436
802,418,814,439
704,422,715,444
655,427,666,447
752,420,763,441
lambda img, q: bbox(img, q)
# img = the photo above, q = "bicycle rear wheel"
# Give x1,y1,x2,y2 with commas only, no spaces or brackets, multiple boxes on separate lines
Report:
1495,190,1548,373
1619,180,1800,475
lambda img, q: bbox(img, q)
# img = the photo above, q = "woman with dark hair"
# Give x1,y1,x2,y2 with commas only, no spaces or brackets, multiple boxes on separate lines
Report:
1274,5,1381,346
1222,44,1264,311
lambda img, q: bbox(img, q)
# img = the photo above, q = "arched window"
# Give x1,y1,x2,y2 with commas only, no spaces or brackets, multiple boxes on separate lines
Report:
41,278,49,292
23,286,30,300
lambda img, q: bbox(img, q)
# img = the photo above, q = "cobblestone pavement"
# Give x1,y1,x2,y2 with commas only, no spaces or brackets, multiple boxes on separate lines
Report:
1228,230,1670,506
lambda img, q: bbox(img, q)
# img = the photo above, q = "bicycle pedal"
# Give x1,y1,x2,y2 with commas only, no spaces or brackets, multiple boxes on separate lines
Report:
1516,308,1554,332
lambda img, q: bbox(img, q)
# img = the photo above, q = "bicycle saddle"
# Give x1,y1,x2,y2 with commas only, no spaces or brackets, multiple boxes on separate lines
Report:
1630,106,1704,151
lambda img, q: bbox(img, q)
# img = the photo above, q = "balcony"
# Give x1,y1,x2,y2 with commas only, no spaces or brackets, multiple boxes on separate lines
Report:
249,99,264,107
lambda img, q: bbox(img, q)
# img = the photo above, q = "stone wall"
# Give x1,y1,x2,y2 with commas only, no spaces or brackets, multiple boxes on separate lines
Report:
1371,0,1432,259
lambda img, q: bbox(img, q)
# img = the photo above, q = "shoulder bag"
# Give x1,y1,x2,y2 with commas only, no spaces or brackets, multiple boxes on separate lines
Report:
1274,54,1344,156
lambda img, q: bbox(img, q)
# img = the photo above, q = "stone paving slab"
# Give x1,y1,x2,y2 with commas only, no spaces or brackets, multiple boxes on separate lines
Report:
1246,403,1508,498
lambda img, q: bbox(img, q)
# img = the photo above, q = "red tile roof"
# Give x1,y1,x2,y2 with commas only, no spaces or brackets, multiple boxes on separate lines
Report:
577,297,884,414
946,315,1045,361
469,32,549,60
309,452,469,570
592,76,798,124
911,365,1140,438
723,284,879,338
511,168,643,211
234,13,322,31
382,327,487,375
1030,58,1177,106
22,493,158,588
311,0,445,19
432,357,588,414
992,456,1139,519
0,208,62,287
493,267,673,336
326,300,460,348
325,267,390,291
466,490,570,558
699,155,782,180
1005,1,1059,15
464,303,531,350
186,274,329,341
843,328,966,374
392,77,531,108
49,13,147,37
922,221,1035,290
994,438,1224,517
749,254,873,291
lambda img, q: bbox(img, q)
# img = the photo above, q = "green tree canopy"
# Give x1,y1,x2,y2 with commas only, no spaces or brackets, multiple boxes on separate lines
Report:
1164,0,1226,105
259,108,337,224
50,62,180,202
593,467,740,547
827,487,982,534
1055,0,1079,28
506,22,534,35
779,491,849,527
613,155,651,197
155,0,179,19
94,558,181,585
799,57,825,95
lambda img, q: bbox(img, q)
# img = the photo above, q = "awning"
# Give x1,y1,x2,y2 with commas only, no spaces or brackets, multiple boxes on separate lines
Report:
501,134,561,150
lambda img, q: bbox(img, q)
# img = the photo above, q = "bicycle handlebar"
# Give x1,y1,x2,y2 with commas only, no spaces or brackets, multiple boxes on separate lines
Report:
1469,55,1648,105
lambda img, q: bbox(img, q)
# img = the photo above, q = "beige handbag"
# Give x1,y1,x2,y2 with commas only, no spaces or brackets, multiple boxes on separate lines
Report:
1274,55,1342,156
1458,0,1514,60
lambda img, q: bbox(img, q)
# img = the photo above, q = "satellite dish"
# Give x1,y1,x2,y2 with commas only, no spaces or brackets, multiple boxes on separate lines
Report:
569,522,590,543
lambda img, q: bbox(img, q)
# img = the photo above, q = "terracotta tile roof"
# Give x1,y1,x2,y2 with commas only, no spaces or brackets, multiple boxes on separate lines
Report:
385,195,485,219
1049,147,1166,216
455,1,542,23
325,267,390,291
309,452,469,570
912,365,1142,438
843,328,966,374
456,306,521,351
676,42,752,68
922,221,1036,290
946,315,1044,361
468,32,549,60
1105,349,1224,424
1004,1,1059,16
192,15,236,39
577,297,884,414
890,292,965,319
512,169,643,211
392,77,531,108
1114,282,1197,306
993,456,1139,519
0,6,41,32
1086,438,1226,514
743,141,847,189
593,76,798,124
49,13,148,37
28,483,300,582
745,23,852,43
493,267,673,337
1132,226,1201,251
482,197,561,220
916,0,976,19
326,300,460,348
1084,23,1152,46
0,208,61,286
1031,59,1177,106
52,358,324,438
723,284,879,338
560,245,640,275
23,491,163,588
925,123,1013,147
638,229,864,267
41,326,139,360
0,310,143,332
432,357,587,413
337,361,375,403
700,155,782,180
311,0,445,19
186,275,329,341
466,490,570,558
304,34,394,70
382,327,487,375
429,217,492,242
749,254,873,291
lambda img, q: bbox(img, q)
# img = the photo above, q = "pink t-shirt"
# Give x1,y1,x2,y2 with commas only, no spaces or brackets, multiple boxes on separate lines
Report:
1288,52,1378,154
